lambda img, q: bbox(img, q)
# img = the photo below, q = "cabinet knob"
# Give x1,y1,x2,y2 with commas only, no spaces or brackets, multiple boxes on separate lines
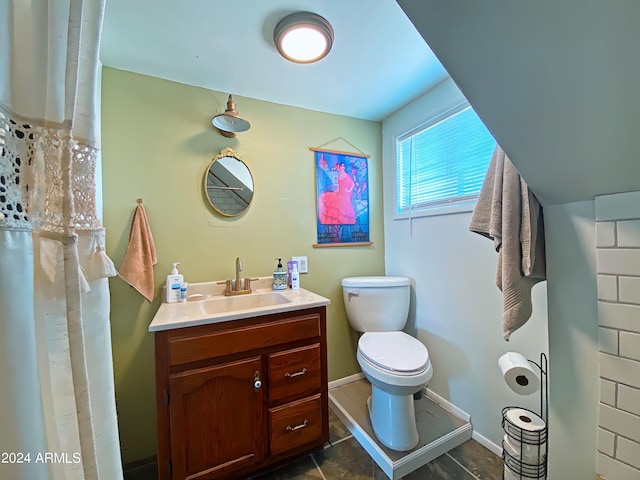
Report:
253,371,262,391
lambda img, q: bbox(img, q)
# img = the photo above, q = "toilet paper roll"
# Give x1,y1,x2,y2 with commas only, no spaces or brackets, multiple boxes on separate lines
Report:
503,434,546,464
503,465,543,480
504,408,547,444
498,352,540,395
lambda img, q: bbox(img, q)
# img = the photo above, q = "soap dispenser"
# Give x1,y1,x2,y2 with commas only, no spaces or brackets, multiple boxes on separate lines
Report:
273,258,287,291
165,262,184,303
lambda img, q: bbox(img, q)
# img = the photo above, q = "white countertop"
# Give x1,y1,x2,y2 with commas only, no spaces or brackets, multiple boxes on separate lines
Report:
149,277,331,332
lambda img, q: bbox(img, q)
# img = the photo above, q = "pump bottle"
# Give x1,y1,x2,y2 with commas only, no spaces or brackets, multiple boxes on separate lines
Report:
291,263,300,290
165,262,184,303
273,258,287,290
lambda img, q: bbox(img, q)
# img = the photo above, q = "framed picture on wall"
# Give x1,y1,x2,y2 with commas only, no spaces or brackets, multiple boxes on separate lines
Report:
311,147,372,247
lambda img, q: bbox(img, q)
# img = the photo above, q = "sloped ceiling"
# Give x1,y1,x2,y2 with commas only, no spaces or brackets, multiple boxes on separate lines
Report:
397,0,640,206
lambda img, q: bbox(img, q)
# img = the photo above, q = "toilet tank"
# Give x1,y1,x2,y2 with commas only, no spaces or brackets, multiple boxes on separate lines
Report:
341,276,411,332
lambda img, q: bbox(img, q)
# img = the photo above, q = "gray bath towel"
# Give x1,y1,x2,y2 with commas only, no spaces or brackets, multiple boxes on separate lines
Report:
469,145,546,340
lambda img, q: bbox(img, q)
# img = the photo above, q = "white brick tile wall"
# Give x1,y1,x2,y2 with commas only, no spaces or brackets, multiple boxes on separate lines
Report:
620,331,640,361
597,221,617,247
595,192,640,480
619,276,640,305
618,385,640,416
597,249,640,276
617,437,640,470
601,378,617,406
618,220,640,247
598,428,616,456
599,353,640,388
598,302,640,331
599,404,640,441
599,327,619,355
596,191,640,221
598,452,640,480
598,275,618,301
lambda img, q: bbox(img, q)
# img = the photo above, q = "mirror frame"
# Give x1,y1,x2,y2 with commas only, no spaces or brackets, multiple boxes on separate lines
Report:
204,147,254,217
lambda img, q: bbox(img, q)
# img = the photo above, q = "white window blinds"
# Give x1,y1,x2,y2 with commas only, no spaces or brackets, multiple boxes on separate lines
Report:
397,105,496,214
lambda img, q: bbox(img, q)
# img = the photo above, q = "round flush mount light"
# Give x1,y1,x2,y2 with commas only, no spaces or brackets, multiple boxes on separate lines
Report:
274,12,334,64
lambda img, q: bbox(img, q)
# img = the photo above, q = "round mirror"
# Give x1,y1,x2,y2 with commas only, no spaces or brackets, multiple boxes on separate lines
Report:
205,147,254,217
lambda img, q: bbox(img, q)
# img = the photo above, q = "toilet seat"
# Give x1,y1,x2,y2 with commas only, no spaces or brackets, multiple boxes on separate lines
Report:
358,331,429,375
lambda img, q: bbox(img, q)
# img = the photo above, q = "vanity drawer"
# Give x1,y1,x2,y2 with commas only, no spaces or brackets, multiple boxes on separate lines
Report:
168,313,321,366
268,343,321,402
269,394,323,455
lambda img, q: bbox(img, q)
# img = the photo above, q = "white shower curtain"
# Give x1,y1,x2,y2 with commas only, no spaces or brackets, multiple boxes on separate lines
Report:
0,2,123,479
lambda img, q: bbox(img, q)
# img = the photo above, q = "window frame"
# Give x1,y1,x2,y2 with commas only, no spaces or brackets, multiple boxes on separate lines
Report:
393,101,494,220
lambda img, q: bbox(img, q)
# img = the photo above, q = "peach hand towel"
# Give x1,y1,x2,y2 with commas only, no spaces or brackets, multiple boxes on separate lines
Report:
119,204,157,302
469,145,546,340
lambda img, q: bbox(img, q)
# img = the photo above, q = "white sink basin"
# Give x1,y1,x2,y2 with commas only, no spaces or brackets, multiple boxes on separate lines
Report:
200,292,291,315
149,277,331,332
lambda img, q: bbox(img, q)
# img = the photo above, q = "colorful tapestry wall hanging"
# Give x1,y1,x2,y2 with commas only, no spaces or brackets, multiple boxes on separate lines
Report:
311,148,372,247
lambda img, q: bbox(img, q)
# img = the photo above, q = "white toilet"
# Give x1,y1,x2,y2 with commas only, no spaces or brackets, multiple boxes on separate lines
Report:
342,276,433,451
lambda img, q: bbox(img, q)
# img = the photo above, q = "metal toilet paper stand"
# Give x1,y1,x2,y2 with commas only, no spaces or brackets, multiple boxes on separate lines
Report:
501,352,548,480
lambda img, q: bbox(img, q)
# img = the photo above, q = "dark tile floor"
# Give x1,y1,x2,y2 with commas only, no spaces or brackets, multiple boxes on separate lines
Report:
124,410,504,480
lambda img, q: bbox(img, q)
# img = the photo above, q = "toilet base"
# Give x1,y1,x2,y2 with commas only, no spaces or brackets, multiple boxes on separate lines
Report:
367,386,419,451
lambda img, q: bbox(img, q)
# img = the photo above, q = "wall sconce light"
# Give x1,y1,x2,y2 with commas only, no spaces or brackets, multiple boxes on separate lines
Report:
211,94,251,137
274,12,334,64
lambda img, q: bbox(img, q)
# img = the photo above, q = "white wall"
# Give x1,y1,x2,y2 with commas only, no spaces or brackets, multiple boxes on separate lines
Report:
382,78,548,449
545,201,599,479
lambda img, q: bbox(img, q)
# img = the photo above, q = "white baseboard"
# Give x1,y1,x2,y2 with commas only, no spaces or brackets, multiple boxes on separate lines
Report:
423,387,470,422
423,387,502,457
328,372,364,390
471,429,502,457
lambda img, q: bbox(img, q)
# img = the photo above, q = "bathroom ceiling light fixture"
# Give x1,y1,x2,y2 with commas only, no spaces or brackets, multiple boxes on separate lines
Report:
274,12,334,64
211,94,251,137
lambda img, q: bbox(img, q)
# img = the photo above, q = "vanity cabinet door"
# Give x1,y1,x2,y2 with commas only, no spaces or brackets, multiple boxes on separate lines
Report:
168,356,266,480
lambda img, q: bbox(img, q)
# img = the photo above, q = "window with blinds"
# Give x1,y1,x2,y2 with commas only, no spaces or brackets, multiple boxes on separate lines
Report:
396,104,496,215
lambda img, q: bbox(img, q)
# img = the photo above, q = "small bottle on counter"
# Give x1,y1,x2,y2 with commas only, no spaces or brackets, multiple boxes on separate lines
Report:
291,263,300,290
179,282,188,303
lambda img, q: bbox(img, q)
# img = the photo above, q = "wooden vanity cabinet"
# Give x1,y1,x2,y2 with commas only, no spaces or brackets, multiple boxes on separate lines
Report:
154,307,328,480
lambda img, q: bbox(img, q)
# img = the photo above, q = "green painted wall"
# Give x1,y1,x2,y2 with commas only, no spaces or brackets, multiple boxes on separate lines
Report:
101,67,384,463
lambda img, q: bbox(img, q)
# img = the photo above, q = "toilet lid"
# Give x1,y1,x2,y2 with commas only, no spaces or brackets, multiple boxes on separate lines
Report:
358,332,429,373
